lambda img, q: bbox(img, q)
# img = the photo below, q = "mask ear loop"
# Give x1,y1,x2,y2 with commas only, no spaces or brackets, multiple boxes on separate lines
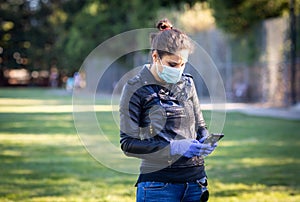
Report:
155,60,161,76
157,56,164,68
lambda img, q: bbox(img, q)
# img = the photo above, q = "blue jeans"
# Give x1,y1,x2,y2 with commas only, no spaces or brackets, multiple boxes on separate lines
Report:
136,181,208,202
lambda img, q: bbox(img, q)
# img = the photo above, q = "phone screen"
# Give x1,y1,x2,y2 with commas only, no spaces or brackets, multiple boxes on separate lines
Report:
204,133,224,145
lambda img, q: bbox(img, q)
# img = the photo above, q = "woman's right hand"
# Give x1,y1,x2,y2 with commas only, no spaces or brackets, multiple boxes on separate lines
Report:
170,139,217,158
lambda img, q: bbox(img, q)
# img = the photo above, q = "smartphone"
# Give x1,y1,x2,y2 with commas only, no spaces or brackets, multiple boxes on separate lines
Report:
204,133,224,145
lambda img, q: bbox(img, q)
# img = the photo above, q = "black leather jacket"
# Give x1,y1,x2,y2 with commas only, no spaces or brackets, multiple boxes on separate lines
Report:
120,65,208,173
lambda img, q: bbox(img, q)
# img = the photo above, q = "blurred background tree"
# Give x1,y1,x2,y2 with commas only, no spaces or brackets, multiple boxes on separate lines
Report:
0,0,299,105
208,0,291,34
208,0,298,65
1,0,297,73
0,0,199,78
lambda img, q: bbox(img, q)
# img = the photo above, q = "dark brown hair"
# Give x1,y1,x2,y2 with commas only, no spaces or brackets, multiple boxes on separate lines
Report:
150,19,193,58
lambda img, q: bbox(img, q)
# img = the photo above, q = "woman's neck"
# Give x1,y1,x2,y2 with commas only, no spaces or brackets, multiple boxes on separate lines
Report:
149,63,165,84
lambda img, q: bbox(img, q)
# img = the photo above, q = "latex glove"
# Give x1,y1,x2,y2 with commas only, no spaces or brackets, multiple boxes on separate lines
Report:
198,136,207,143
201,142,217,156
170,139,217,158
170,139,201,158
198,136,218,156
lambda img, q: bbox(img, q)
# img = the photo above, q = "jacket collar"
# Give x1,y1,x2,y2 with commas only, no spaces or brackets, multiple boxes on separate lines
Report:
139,64,162,86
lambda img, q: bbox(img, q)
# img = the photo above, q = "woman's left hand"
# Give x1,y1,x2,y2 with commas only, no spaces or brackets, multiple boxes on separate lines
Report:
199,142,217,156
198,136,218,156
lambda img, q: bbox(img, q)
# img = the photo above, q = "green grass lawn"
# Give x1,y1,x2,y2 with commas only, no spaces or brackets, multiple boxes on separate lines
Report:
0,88,299,202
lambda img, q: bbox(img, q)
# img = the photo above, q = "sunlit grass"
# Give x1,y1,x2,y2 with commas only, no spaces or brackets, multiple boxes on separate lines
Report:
0,105,118,113
0,88,299,201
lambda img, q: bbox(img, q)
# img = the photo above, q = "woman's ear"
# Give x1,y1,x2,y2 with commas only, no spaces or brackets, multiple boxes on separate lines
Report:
152,50,158,63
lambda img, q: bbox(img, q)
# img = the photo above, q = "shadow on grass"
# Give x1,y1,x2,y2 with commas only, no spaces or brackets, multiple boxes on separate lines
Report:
1,88,300,201
204,112,300,198
0,113,76,135
0,142,136,200
0,107,136,200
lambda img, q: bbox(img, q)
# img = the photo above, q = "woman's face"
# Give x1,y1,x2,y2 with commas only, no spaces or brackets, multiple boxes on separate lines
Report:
156,49,189,70
151,49,189,83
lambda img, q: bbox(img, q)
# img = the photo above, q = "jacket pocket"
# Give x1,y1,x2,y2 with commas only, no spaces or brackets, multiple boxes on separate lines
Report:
165,106,186,118
141,182,169,190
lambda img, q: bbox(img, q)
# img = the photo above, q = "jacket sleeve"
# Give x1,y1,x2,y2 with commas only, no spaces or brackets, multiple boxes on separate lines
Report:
189,78,209,140
119,83,170,160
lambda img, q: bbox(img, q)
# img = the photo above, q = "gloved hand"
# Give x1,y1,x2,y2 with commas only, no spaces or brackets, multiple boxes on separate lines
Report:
199,136,218,156
170,139,217,158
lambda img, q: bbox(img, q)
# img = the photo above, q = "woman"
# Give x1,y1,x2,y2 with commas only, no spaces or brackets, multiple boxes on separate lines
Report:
120,19,218,202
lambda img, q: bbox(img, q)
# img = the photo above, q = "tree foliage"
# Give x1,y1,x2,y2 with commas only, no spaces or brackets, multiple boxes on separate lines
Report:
60,0,160,71
0,0,201,75
0,0,77,71
208,0,292,34
0,0,297,77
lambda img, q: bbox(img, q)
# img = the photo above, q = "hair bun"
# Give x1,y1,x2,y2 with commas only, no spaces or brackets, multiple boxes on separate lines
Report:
156,19,173,31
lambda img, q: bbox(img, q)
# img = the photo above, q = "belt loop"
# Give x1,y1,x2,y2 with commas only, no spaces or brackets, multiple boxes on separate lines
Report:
196,176,207,187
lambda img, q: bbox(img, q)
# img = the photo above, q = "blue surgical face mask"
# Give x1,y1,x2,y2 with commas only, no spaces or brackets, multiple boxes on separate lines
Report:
156,59,184,84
